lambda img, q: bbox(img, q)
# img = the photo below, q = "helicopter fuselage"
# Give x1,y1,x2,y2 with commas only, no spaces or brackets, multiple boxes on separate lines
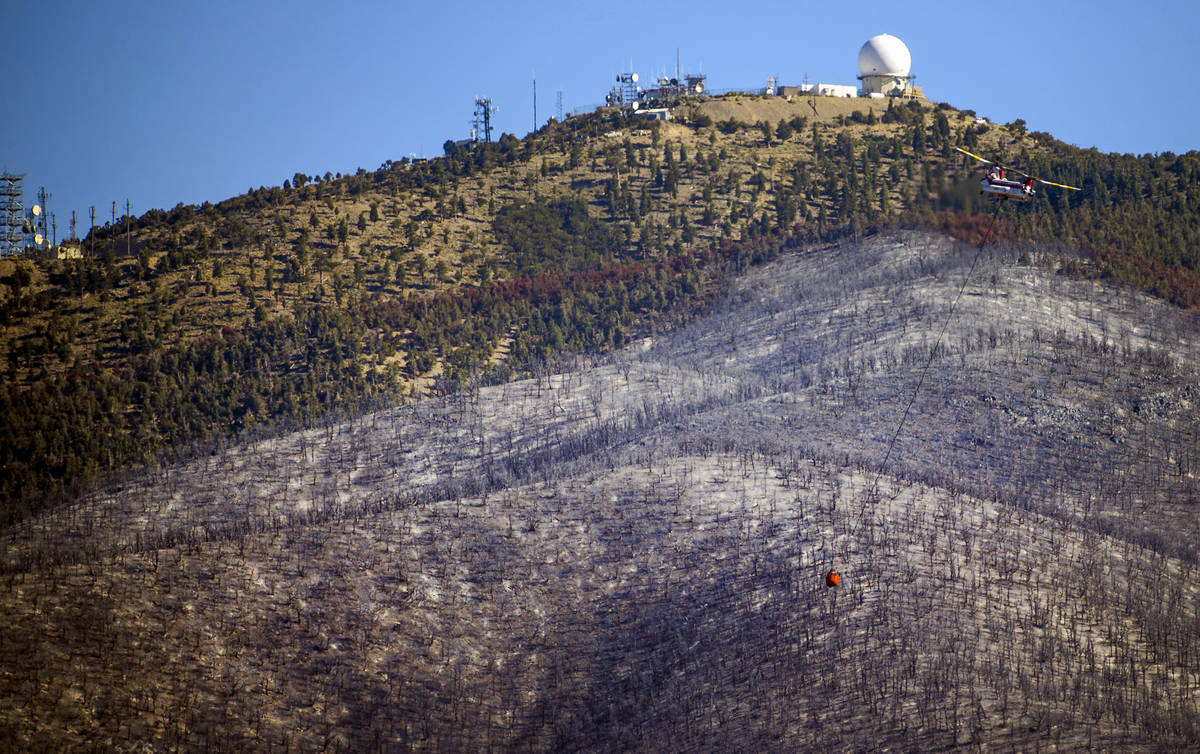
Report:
981,175,1034,202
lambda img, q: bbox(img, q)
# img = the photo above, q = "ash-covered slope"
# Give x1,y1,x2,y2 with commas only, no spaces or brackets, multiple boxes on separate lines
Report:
2,231,1198,751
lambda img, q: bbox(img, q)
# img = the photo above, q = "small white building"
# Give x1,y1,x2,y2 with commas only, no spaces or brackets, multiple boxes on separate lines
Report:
816,83,858,98
792,82,857,97
56,242,84,259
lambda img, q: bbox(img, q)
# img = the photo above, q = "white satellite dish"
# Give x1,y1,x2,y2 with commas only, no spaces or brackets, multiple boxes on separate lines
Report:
31,204,42,217
631,73,639,83
33,233,43,246
694,82,704,94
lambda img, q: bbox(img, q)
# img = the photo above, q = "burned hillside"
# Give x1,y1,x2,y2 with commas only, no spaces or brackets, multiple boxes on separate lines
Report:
1,231,1198,750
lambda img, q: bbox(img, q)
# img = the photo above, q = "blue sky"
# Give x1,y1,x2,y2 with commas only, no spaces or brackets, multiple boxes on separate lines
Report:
4,0,1197,238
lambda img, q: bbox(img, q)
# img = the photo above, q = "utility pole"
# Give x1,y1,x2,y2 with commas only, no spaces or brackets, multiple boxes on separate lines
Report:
110,202,118,263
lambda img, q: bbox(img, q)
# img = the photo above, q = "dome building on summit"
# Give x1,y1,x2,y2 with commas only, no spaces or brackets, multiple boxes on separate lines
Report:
857,34,916,97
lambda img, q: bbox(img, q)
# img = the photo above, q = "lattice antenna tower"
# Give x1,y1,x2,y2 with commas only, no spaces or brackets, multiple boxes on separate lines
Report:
473,97,496,143
36,187,50,250
555,90,563,121
607,72,640,113
0,173,24,258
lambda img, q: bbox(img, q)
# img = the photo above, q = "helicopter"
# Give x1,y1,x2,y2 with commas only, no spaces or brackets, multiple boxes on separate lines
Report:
954,146,1081,202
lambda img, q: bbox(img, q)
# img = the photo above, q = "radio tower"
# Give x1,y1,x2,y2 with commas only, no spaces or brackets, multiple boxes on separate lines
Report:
473,97,496,143
35,187,51,252
0,173,23,258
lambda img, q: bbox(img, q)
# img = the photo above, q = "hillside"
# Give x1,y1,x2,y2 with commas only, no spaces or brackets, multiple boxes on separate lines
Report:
2,93,1199,514
2,230,1198,750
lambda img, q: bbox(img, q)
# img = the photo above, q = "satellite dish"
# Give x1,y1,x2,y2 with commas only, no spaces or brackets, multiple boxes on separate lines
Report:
631,101,640,111
31,204,41,217
33,233,43,246
631,73,639,83
694,82,705,93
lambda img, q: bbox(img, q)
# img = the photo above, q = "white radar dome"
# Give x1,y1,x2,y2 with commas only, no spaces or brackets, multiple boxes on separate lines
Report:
857,34,911,77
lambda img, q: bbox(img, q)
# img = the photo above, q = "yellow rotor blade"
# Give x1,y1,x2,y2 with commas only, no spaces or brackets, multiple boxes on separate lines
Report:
954,146,993,164
1037,178,1081,191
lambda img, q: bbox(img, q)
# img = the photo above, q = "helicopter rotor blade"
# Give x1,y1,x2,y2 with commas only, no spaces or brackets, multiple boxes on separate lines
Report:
1036,178,1081,191
953,146,994,165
